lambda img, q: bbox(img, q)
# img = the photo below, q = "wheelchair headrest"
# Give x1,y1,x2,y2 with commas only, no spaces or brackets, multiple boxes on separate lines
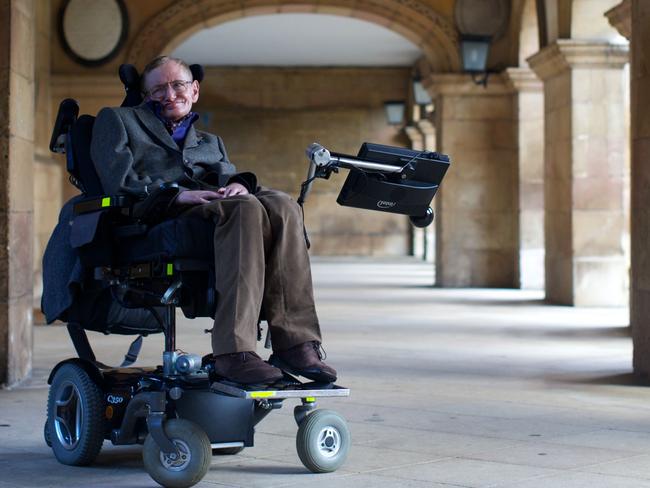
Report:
118,63,205,108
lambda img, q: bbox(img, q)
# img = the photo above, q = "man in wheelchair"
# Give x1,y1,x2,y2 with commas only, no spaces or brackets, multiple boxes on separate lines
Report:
90,55,336,386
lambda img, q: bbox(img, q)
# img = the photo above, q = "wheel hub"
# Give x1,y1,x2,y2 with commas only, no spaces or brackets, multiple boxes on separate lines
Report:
160,439,191,471
317,425,341,458
54,381,83,450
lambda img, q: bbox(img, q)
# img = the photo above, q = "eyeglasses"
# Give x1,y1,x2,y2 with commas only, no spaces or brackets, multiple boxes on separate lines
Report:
146,80,194,99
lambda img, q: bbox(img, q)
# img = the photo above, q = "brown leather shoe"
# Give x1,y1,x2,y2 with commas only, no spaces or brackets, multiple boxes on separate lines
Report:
213,352,284,385
269,341,337,383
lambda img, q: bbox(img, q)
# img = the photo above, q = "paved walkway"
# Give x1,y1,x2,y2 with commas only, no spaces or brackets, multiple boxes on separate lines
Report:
2,257,648,487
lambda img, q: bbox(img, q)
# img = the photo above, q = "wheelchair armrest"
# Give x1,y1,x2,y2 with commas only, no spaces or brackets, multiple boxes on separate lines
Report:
72,183,180,221
131,182,181,224
73,195,133,216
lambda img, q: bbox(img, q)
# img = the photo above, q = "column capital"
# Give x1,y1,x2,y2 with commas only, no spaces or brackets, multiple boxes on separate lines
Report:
422,73,514,97
503,67,542,93
605,0,631,41
528,40,629,81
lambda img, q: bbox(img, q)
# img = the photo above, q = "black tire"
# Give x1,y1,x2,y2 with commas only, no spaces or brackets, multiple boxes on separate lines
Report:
296,409,350,473
142,418,211,488
44,419,52,447
47,363,105,465
212,446,244,456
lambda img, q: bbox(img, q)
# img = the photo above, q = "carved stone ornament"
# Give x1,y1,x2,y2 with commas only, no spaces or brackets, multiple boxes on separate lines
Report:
454,0,510,39
59,0,128,66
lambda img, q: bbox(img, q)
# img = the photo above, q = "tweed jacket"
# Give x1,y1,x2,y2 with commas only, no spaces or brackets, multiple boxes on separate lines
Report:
90,103,248,198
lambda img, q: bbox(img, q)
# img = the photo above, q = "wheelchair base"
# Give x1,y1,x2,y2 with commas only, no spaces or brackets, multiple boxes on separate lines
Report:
46,358,351,488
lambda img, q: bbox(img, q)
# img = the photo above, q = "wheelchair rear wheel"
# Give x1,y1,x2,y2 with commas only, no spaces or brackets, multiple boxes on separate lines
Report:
47,363,105,465
142,418,212,488
296,409,350,473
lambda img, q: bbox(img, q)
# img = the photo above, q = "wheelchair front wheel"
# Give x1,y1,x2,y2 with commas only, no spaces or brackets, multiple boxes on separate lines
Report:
142,418,211,488
47,363,105,465
296,409,350,473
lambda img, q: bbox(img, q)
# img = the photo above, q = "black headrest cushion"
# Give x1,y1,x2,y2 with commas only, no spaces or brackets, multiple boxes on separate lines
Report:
119,64,140,88
189,64,204,83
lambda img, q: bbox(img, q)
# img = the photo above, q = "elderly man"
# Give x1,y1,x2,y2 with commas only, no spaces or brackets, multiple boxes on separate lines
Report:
90,55,336,385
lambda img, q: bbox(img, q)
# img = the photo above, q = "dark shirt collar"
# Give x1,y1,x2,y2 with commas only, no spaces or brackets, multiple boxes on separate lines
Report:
146,100,199,148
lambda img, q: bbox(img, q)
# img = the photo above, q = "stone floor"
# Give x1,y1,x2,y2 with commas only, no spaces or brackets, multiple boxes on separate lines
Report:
2,257,649,488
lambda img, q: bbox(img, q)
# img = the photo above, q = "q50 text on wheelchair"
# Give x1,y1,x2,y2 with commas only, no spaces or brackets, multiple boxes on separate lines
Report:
41,63,450,488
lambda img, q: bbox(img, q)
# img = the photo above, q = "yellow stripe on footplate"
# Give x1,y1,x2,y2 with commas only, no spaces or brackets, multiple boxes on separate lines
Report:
305,397,316,403
250,391,276,398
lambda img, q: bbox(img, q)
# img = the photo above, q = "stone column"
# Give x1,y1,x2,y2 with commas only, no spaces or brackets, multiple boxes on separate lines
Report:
424,74,518,287
404,125,426,259
0,0,35,386
630,0,650,374
504,68,545,290
529,40,628,306
416,119,436,264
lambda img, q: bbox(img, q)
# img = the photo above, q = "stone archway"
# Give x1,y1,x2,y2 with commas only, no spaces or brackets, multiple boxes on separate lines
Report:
127,0,460,72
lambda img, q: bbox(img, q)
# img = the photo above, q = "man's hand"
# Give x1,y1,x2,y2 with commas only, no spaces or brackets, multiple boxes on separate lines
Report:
174,184,249,206
175,190,222,205
217,182,249,198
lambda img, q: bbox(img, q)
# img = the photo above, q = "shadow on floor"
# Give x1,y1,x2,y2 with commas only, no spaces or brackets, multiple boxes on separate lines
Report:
548,372,650,387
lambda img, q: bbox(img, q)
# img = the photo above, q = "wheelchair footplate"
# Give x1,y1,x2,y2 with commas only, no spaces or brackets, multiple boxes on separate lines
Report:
210,377,350,400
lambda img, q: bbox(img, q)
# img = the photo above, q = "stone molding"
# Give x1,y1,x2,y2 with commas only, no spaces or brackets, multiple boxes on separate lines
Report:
423,73,515,97
503,67,542,93
605,0,631,41
527,40,629,81
126,0,460,72
51,74,124,99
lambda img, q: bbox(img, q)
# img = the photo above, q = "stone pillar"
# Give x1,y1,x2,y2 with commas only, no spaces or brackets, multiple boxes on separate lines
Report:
416,119,436,152
404,125,426,259
630,0,650,374
416,119,436,264
504,68,545,290
529,40,628,306
0,0,35,386
425,74,518,287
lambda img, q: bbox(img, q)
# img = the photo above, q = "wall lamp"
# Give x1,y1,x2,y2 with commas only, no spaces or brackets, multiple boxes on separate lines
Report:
460,34,491,87
383,100,406,126
412,80,432,106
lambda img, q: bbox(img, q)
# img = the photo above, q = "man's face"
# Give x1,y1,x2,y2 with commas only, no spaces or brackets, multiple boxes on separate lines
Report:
143,61,199,121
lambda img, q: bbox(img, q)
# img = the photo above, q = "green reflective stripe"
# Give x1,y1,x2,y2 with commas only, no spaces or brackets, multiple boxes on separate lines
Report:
101,197,111,207
166,263,174,276
250,391,275,399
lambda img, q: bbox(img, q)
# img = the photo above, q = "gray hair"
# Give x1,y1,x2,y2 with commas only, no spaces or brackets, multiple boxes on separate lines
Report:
141,55,193,92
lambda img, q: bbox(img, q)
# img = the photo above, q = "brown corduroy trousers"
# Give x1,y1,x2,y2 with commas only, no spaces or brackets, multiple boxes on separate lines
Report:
186,188,322,355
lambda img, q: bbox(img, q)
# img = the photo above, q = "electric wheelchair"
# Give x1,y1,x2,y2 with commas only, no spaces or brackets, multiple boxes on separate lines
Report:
42,63,450,488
